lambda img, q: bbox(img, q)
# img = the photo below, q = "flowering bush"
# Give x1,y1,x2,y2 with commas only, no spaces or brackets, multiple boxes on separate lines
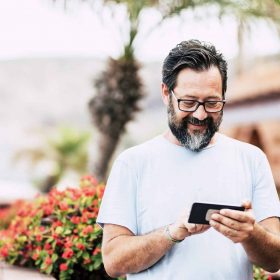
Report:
0,200,26,230
0,175,111,280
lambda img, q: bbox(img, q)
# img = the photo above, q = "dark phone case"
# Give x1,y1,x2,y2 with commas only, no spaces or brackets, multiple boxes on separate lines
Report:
188,202,245,225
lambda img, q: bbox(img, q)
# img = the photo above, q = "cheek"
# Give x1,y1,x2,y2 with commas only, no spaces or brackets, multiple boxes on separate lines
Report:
168,100,190,123
212,112,223,123
173,110,189,123
175,114,192,129
177,111,188,118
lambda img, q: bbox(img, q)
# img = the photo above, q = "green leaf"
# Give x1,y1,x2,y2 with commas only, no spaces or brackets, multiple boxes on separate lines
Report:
64,229,72,235
52,253,58,262
55,226,63,234
18,235,27,243
35,259,42,266
82,251,90,259
88,264,95,271
93,258,102,270
45,264,53,275
47,237,54,243
77,251,83,258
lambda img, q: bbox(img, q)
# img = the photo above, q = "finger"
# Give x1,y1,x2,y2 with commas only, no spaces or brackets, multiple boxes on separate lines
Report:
219,209,252,223
210,220,239,238
198,225,210,233
195,224,206,232
187,223,197,233
211,214,241,230
241,200,252,210
185,223,209,234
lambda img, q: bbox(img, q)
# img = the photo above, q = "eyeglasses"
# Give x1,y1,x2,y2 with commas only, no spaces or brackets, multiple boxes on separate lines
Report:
170,90,226,113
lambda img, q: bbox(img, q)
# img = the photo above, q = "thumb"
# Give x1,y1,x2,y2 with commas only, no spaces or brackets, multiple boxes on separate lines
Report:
242,200,253,214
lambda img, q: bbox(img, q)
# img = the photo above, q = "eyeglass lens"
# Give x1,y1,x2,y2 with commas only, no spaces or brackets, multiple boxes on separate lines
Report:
179,100,224,112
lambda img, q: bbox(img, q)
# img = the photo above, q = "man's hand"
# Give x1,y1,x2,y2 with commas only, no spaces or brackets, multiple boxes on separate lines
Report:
209,201,256,243
169,209,210,241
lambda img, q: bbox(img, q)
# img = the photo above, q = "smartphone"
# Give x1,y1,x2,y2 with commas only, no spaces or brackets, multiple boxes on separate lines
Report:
188,202,245,225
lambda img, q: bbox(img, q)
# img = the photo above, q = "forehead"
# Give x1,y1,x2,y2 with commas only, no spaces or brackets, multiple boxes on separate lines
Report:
175,67,223,98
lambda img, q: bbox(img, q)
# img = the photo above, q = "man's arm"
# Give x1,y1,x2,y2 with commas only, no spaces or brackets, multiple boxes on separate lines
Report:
102,215,209,277
242,217,280,272
102,224,173,278
210,202,280,272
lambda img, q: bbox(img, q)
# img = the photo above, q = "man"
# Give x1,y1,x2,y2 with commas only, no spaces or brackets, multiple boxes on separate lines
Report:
97,39,280,279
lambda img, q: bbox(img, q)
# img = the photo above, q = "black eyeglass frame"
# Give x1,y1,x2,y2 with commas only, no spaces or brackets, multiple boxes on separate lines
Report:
170,90,226,113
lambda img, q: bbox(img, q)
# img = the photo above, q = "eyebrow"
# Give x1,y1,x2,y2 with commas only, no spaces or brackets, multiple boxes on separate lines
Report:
179,95,222,100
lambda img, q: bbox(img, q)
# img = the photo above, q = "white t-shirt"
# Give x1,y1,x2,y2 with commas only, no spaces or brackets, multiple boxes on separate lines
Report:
97,133,280,280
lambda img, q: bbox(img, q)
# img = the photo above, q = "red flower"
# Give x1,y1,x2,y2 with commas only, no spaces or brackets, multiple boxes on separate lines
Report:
80,175,98,187
62,248,74,259
36,234,42,242
93,247,101,256
56,239,64,247
32,252,39,261
35,246,42,251
76,243,85,250
82,225,93,235
0,247,9,257
39,226,45,232
87,212,96,219
81,215,88,223
84,188,96,197
45,256,52,266
59,202,69,211
64,240,73,248
70,216,80,224
70,189,81,200
44,243,51,250
83,258,91,264
60,263,68,271
47,249,54,255
53,220,62,228
97,186,105,198
89,176,98,185
29,210,38,217
43,205,54,216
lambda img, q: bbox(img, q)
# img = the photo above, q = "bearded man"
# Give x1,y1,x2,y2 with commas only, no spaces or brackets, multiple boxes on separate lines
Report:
97,39,280,280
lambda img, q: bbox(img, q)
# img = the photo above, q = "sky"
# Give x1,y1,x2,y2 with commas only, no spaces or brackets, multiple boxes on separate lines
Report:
0,0,279,62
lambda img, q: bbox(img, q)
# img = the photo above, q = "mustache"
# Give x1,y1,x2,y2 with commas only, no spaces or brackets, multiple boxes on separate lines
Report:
182,116,212,126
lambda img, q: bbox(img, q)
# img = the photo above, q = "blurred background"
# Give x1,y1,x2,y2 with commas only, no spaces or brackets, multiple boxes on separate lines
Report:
1,0,280,204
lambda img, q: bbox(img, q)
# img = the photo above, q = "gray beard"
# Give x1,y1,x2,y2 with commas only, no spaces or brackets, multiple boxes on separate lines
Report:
184,130,211,151
168,100,222,152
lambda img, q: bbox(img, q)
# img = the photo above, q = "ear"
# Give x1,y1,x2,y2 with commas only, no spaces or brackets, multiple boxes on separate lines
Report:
161,83,170,106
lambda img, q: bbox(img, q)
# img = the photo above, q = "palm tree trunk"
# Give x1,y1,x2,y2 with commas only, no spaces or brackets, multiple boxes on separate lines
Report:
90,132,121,182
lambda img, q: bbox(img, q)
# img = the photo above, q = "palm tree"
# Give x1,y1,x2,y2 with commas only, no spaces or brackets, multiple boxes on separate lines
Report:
88,0,147,181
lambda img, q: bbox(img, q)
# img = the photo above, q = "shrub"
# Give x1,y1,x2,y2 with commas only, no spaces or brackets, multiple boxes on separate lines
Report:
0,175,111,280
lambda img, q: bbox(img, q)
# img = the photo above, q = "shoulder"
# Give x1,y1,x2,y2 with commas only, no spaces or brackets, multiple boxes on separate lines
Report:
218,133,266,162
116,135,164,164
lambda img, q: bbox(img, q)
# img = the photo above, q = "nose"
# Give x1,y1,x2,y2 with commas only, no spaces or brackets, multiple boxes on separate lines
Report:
192,104,208,120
